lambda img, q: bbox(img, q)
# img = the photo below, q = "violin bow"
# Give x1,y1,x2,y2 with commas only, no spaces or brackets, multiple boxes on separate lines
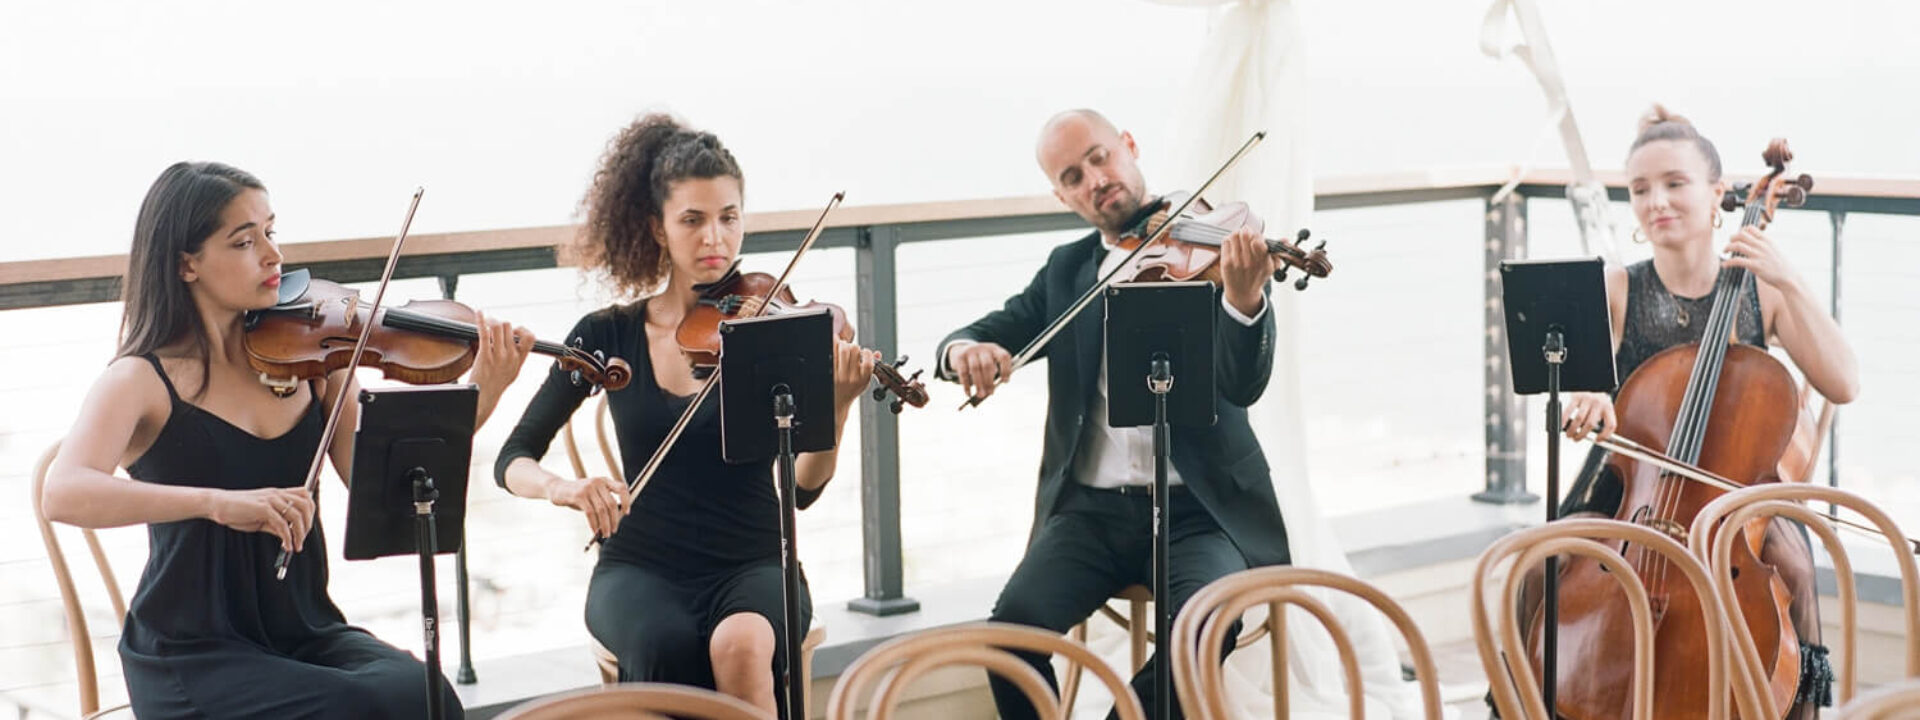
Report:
957,130,1266,410
585,192,845,551
273,188,426,580
1594,434,1920,555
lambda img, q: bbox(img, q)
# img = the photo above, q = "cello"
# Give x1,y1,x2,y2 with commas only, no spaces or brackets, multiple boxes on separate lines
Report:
1530,139,1815,719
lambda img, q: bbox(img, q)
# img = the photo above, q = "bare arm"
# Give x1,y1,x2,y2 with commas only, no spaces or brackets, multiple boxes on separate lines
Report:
1729,225,1859,404
42,357,314,551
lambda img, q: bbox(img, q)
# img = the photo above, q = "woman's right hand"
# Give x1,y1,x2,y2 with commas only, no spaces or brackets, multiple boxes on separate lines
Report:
547,476,630,539
208,487,316,553
1562,391,1617,442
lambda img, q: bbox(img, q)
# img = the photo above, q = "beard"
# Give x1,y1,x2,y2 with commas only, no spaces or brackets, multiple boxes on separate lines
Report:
1090,185,1145,235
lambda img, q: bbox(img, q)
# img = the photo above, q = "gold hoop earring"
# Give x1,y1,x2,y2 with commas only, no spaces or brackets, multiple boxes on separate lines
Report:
1712,213,1723,229
1632,227,1645,244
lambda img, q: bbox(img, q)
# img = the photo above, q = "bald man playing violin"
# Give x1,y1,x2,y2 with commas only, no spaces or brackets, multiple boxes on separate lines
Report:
937,109,1292,720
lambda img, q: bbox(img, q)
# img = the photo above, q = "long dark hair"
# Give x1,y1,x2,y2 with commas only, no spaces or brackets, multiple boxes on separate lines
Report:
573,113,744,298
117,161,266,397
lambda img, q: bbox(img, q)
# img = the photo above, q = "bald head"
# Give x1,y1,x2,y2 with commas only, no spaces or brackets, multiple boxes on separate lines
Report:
1036,109,1120,163
1035,108,1146,235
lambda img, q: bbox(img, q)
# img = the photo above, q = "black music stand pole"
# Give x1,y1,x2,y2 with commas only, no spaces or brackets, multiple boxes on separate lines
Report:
718,309,836,720
1499,258,1616,715
1106,281,1218,719
344,384,478,720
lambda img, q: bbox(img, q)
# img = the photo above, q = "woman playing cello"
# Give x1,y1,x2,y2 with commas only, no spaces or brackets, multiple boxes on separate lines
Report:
1530,105,1858,719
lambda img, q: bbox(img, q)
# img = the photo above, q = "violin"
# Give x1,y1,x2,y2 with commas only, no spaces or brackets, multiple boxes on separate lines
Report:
1532,139,1814,719
959,131,1337,410
1115,190,1332,290
676,262,929,413
245,268,633,396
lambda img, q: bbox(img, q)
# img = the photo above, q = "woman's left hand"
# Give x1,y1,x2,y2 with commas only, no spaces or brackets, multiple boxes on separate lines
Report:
1723,226,1799,291
471,311,534,397
832,341,878,408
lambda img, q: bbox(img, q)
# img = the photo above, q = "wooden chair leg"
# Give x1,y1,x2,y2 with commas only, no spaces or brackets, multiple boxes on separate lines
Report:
1060,621,1088,718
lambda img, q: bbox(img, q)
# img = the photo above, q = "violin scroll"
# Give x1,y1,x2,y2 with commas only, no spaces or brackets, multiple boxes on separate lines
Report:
1269,228,1332,291
870,355,929,414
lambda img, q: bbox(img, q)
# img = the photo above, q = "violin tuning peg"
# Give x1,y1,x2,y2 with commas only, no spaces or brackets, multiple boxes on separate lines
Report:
1794,173,1814,191
1315,239,1326,251
1272,266,1288,283
871,386,886,402
1295,228,1311,242
890,399,904,414
909,369,923,382
1294,276,1311,291
570,369,585,387
894,354,910,368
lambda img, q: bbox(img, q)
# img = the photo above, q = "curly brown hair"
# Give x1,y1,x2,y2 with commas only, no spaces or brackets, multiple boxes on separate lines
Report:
1628,103,1723,182
572,113,744,297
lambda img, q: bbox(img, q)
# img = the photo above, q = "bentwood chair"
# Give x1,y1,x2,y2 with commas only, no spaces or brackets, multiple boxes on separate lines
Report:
30,441,137,719
1471,518,1766,720
1170,566,1444,720
827,622,1145,720
494,682,774,720
1691,483,1920,716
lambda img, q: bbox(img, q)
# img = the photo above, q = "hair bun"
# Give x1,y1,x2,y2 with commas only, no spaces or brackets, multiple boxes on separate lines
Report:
1638,103,1692,134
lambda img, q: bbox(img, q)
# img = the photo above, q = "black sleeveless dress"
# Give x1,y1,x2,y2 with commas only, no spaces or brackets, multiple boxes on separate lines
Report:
119,354,461,719
1561,260,1766,515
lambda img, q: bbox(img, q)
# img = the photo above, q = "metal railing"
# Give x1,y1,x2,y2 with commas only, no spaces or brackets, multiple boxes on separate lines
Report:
6,167,1914,620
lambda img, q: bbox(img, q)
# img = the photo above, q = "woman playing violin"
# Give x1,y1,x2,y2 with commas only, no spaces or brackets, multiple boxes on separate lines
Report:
1538,105,1858,718
40,161,533,719
494,113,874,717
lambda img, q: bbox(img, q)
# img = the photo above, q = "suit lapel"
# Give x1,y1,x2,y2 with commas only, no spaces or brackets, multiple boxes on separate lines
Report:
1071,235,1104,402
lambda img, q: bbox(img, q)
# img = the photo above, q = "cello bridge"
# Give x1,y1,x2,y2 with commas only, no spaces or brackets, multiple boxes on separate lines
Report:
1646,518,1689,544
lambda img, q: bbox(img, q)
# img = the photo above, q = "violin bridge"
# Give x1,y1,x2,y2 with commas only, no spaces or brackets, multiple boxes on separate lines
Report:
259,373,300,398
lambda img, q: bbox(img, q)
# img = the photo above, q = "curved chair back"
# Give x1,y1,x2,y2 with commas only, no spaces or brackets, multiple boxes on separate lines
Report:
495,682,774,720
1471,518,1764,720
1692,483,1920,712
1170,567,1443,720
826,622,1144,720
30,441,131,718
1834,677,1920,719
561,394,620,481
1059,584,1269,718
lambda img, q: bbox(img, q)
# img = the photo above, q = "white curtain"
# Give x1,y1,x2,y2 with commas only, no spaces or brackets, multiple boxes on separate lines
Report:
1057,2,1446,718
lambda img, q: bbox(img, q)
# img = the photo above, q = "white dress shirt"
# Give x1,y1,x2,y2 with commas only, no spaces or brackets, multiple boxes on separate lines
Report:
944,234,1266,489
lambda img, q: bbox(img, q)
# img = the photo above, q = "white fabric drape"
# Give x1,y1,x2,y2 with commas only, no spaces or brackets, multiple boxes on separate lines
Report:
1055,2,1447,718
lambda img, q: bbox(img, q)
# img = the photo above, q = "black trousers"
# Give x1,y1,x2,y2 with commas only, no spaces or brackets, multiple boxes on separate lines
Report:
989,483,1253,720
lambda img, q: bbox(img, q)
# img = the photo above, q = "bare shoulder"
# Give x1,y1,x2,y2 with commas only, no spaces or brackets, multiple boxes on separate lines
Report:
95,355,172,418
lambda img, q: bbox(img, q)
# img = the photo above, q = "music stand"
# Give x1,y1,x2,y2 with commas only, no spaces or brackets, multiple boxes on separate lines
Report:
345,384,476,720
1499,257,1615,714
718,308,835,720
1106,280,1217,720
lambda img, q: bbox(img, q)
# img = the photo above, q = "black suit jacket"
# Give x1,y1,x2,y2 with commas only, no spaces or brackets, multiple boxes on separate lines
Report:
939,231,1291,567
